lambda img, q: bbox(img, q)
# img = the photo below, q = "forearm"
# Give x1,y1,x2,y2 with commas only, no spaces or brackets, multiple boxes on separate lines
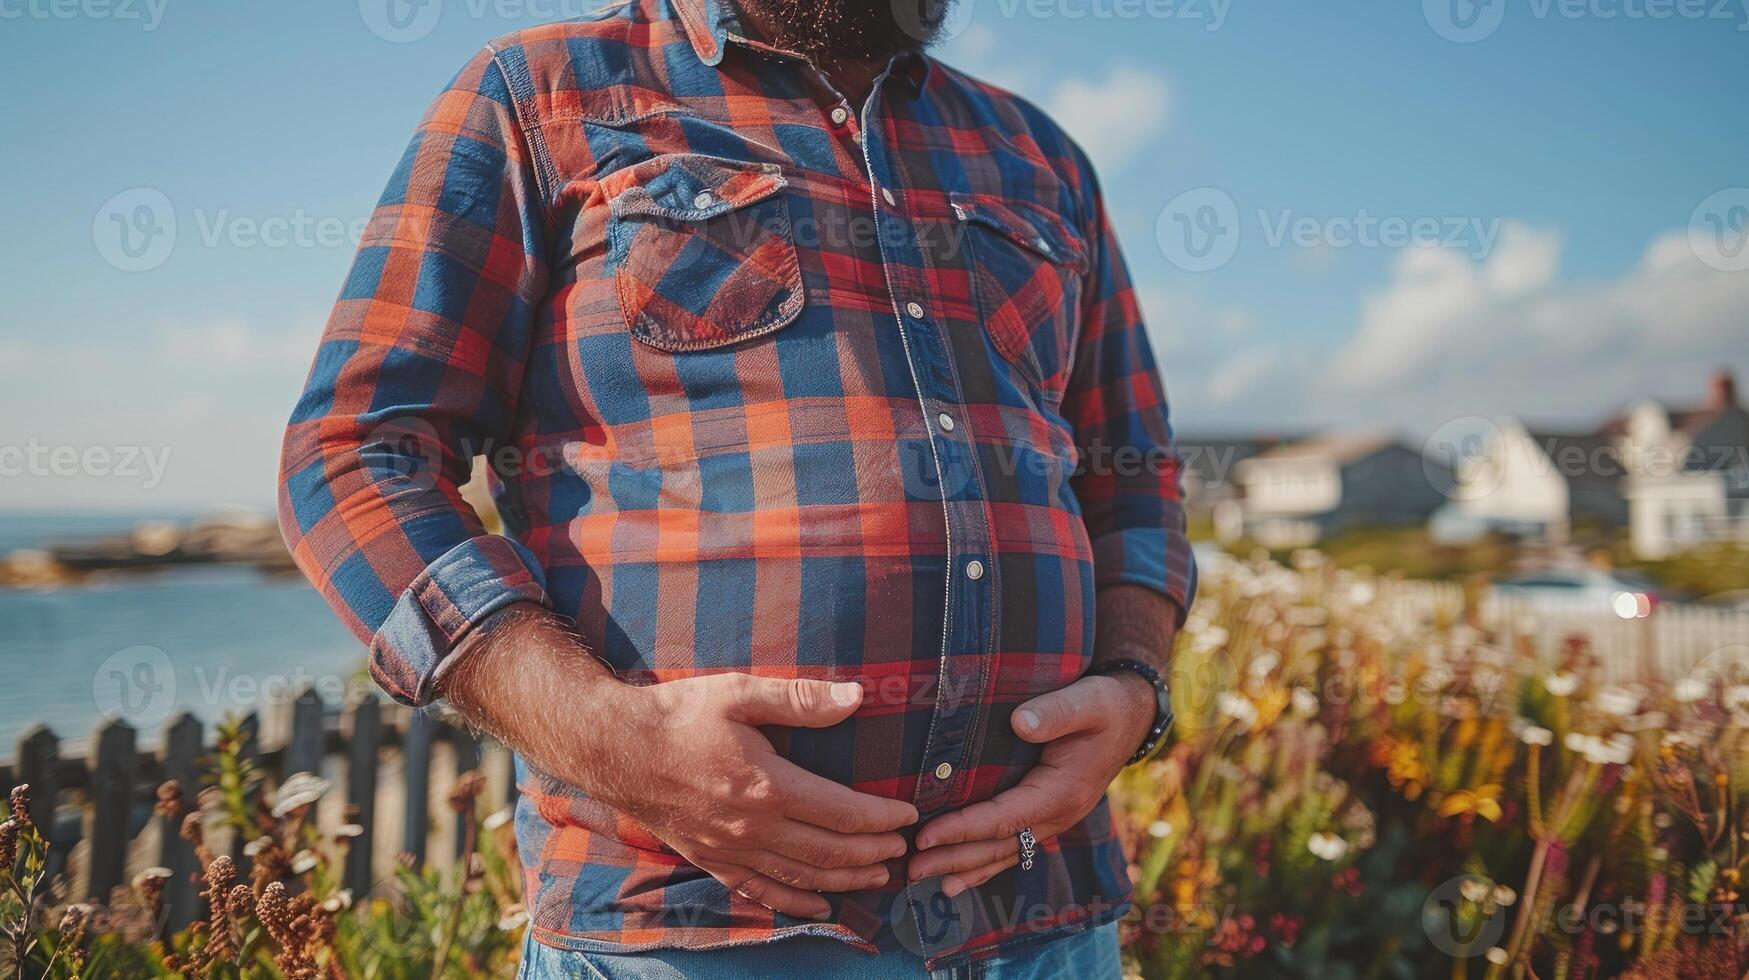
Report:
435,603,631,796
1091,584,1180,728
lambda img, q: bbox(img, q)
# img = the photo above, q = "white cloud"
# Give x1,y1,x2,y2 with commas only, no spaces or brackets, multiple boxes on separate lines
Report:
1045,65,1170,173
1307,224,1749,430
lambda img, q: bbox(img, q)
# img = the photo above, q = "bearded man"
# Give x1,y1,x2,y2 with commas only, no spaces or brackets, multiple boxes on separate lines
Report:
279,0,1195,975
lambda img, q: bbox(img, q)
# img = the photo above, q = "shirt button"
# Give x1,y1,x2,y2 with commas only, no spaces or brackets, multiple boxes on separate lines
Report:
905,301,925,319
937,412,956,432
830,106,850,125
881,187,897,207
693,191,715,208
966,560,985,581
934,762,954,781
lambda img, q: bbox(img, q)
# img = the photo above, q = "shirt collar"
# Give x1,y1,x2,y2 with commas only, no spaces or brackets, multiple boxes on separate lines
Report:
671,0,932,90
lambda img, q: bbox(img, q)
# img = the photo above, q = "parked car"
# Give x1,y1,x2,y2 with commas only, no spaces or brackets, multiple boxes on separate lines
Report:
1491,568,1663,619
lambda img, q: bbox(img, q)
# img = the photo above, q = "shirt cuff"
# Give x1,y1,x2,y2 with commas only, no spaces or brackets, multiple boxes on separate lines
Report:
1091,526,1198,627
368,534,550,706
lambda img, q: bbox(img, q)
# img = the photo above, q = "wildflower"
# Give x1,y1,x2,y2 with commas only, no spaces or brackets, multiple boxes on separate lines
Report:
484,807,515,832
1544,673,1579,697
1438,785,1505,822
334,823,365,840
321,890,353,913
1148,820,1173,839
1674,677,1707,702
271,772,331,817
1593,686,1641,717
1307,831,1348,861
498,904,530,931
1486,947,1510,965
1491,885,1517,906
1291,687,1319,718
9,784,31,828
1459,878,1492,903
290,849,320,875
1217,692,1259,729
1520,726,1554,747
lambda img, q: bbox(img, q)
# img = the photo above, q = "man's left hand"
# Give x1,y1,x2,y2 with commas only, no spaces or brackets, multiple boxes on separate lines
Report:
907,671,1156,896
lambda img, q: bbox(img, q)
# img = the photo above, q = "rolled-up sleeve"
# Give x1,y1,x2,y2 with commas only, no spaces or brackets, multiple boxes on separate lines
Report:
277,44,552,706
1060,156,1197,622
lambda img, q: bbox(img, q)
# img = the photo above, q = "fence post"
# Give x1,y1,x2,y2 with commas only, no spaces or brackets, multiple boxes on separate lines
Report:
15,725,60,835
88,719,137,901
344,698,382,896
285,685,326,778
402,710,435,868
158,712,203,934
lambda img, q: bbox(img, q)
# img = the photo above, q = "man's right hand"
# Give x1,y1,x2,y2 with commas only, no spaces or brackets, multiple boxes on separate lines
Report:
437,604,918,920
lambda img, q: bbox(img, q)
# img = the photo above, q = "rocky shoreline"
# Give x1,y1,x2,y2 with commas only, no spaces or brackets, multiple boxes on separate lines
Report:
0,515,296,588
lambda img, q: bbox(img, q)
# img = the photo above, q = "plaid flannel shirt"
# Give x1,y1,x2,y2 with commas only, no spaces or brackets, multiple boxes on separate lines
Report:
279,0,1195,967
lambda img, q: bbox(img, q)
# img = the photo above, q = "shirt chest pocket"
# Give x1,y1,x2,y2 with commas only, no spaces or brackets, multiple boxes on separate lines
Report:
952,193,1089,397
605,154,805,353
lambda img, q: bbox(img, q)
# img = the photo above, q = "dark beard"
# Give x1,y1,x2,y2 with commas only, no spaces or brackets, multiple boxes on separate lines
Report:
747,0,956,66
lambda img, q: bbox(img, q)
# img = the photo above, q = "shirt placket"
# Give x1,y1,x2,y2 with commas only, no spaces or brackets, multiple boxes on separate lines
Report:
857,67,998,958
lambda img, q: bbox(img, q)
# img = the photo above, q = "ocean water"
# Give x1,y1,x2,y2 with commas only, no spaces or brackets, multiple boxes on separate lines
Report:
0,513,365,750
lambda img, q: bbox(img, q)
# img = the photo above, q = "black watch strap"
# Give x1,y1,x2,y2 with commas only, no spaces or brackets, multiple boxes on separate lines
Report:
1088,658,1173,765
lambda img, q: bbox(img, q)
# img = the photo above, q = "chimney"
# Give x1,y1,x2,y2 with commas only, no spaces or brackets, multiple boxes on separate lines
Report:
1713,369,1738,410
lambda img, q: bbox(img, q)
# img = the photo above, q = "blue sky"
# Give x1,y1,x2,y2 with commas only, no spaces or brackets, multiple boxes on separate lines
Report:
1,0,1746,510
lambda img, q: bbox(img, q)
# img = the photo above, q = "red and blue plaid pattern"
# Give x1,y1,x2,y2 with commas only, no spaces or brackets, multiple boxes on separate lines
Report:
279,0,1194,968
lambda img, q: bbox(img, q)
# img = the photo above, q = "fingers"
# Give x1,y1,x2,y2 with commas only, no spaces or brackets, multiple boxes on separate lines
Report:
943,855,1017,899
713,864,834,920
771,764,919,834
915,781,1056,849
754,851,892,893
906,837,1014,882
769,819,909,868
728,675,864,728
1011,679,1105,744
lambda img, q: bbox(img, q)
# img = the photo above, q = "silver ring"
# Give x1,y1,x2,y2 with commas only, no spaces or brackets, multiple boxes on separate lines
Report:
1018,827,1037,871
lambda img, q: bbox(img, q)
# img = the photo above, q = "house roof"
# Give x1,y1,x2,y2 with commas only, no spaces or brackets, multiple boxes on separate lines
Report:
1247,433,1399,465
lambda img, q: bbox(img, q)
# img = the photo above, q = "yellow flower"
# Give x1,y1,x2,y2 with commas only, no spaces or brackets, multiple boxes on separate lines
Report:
1438,784,1505,822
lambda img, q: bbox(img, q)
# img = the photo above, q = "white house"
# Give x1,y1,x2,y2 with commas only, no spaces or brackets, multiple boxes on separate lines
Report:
1614,371,1749,559
1431,420,1625,543
1229,435,1450,548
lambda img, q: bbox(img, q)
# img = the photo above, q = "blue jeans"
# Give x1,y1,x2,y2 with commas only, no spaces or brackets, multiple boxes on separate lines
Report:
518,922,1122,979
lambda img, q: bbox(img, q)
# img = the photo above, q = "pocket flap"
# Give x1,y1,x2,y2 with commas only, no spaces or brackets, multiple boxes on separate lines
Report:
608,154,788,222
950,192,1088,270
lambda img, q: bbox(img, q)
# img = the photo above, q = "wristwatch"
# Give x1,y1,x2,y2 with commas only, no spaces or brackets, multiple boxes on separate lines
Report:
1087,658,1173,765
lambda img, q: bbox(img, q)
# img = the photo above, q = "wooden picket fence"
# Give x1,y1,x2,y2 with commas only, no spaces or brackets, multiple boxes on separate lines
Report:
0,689,514,936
